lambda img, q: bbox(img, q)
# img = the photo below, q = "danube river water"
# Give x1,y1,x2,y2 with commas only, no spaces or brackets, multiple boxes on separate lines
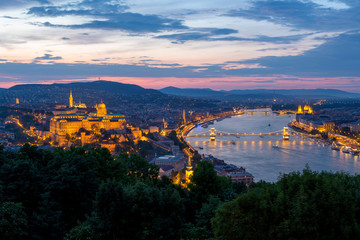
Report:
187,112,360,182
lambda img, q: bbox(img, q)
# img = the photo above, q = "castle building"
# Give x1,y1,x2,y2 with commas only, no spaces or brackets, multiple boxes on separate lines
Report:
69,90,87,109
74,102,87,108
50,92,126,145
95,101,107,117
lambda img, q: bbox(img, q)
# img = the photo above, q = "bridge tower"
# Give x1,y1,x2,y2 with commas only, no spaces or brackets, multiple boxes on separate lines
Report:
210,127,216,141
283,127,289,140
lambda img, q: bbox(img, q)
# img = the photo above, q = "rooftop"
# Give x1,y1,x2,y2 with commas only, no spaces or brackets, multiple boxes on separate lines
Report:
158,165,174,172
155,155,184,162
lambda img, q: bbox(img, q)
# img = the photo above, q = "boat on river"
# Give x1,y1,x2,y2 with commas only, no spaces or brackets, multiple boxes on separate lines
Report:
331,142,341,151
342,146,351,153
349,149,359,156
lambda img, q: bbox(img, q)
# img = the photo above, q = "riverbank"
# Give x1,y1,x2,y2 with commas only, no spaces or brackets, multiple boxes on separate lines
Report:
182,111,244,137
289,120,360,152
185,112,360,182
202,154,254,184
178,111,245,156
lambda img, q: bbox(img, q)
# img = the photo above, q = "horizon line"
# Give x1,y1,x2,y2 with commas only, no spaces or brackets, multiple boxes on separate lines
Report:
1,79,358,94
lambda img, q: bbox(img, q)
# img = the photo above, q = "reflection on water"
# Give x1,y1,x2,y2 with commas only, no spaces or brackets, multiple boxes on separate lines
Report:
188,112,360,182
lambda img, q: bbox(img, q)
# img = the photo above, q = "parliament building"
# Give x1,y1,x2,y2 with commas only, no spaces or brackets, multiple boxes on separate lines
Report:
50,91,126,144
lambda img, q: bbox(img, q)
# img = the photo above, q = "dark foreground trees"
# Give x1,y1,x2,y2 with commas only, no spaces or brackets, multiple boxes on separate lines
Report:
212,168,360,240
1,144,360,240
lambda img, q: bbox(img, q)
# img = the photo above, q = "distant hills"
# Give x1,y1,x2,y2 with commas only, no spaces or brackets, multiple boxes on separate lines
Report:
160,87,224,98
225,89,359,97
160,87,360,100
10,81,161,96
1,81,359,107
1,81,163,106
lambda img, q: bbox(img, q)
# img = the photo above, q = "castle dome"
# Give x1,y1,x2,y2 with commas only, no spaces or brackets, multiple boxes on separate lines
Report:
96,101,107,117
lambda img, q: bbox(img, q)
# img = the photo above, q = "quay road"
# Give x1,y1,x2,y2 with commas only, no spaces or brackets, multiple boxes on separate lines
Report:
290,120,360,150
176,111,242,157
184,131,301,138
330,133,360,149
176,122,198,158
10,117,57,146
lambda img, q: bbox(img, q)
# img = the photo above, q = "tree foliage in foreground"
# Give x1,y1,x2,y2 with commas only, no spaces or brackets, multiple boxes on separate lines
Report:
212,168,360,240
1,143,360,240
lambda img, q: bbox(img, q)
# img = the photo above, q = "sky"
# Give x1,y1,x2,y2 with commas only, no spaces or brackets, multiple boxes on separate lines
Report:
0,0,360,91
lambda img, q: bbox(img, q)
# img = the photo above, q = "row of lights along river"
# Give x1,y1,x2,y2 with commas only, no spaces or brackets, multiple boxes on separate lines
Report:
186,110,360,182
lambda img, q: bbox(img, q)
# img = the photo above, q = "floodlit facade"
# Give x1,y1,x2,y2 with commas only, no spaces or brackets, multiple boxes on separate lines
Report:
50,91,126,144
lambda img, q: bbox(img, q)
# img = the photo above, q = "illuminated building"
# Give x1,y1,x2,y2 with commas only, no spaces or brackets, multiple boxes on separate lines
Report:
74,102,87,108
16,98,19,105
297,105,303,114
50,92,125,145
95,101,107,117
227,172,254,185
163,117,168,129
185,156,193,184
297,103,313,114
52,92,87,115
303,103,313,114
323,122,335,131
68,90,87,109
308,106,313,114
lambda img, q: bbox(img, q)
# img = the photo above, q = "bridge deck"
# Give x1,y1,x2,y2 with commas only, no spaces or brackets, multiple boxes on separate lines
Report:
185,133,301,138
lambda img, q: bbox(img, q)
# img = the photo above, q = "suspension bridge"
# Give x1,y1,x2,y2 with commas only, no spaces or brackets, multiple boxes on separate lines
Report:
184,127,306,141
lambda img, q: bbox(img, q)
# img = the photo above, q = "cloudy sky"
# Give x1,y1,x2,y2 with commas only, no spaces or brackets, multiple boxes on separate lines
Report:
0,0,359,91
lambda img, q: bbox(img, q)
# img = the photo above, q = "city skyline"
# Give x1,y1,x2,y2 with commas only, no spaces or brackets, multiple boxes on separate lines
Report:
1,0,360,91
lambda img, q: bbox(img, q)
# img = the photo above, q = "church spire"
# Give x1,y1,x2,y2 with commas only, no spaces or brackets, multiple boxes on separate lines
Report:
185,156,193,185
69,90,73,108
163,117,168,129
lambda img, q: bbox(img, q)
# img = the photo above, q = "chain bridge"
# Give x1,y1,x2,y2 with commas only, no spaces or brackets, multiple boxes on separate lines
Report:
184,127,305,141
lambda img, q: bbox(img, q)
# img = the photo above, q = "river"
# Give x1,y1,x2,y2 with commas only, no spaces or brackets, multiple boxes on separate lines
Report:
187,112,360,182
